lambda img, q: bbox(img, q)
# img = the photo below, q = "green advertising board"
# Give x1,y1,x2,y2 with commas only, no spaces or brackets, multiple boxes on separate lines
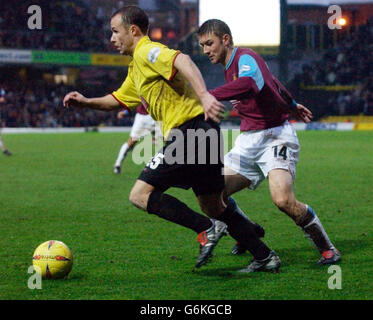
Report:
32,50,91,65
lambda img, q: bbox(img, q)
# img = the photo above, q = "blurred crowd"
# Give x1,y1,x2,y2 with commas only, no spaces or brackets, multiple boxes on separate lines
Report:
0,0,181,53
0,71,133,128
1,1,372,126
289,23,373,115
0,0,112,52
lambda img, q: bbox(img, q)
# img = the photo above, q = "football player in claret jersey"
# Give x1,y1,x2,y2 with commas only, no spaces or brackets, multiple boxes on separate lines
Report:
64,6,280,272
198,19,340,266
113,104,162,174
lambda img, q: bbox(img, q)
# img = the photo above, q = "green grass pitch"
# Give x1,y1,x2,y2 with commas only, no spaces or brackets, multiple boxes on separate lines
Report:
0,130,372,300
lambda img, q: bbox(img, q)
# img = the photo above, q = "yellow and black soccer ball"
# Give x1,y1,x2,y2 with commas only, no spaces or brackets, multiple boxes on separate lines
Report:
32,240,73,279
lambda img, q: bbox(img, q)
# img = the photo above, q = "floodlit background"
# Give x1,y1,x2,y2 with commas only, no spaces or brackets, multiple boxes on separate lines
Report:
199,0,281,46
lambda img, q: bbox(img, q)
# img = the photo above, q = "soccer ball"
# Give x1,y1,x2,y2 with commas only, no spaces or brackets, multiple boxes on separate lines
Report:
32,240,73,279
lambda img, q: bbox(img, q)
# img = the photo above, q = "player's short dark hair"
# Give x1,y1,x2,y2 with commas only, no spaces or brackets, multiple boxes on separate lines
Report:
197,19,233,45
111,6,149,34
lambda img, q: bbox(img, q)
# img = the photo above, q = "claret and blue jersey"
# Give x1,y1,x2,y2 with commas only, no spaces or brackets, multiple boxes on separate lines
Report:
210,47,297,131
227,48,264,90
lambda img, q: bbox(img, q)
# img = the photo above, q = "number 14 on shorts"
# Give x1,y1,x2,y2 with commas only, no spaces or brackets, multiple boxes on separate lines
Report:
273,145,287,160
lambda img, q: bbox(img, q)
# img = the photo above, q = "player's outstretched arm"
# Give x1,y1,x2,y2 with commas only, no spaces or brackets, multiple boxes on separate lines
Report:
173,53,225,123
63,92,121,111
290,103,313,123
117,110,127,119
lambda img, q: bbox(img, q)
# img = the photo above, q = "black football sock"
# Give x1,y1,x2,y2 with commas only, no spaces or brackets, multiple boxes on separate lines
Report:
228,197,264,238
219,200,271,260
147,191,212,234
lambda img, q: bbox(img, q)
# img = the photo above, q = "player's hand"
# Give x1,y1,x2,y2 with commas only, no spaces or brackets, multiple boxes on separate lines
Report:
117,110,126,119
200,92,226,123
63,91,88,109
290,103,313,123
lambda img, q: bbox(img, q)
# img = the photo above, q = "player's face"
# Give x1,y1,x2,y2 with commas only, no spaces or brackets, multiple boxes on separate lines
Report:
110,14,134,55
198,33,227,65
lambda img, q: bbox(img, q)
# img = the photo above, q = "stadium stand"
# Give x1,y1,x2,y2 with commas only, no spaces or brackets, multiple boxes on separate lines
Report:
0,67,134,128
0,0,110,53
0,0,191,128
0,1,372,128
288,19,373,119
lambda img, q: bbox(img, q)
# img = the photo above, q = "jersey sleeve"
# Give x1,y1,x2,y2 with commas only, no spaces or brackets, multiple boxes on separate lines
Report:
142,45,181,80
238,54,264,90
111,73,141,111
209,54,264,101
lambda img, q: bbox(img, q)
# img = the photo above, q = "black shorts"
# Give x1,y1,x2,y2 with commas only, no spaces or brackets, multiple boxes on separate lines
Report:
138,115,225,196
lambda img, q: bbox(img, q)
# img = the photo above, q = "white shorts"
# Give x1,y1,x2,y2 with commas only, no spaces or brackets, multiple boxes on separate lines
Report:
224,120,300,190
130,113,162,141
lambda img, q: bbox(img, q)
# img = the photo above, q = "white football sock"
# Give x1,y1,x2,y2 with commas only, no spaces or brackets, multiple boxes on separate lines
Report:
114,142,130,167
300,205,334,253
0,135,5,151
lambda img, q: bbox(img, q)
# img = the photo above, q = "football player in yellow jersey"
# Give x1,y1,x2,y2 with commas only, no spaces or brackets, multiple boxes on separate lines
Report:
63,6,279,272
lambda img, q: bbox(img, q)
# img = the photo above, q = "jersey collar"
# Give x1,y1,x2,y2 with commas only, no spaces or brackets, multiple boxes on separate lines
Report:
225,48,237,71
134,36,151,55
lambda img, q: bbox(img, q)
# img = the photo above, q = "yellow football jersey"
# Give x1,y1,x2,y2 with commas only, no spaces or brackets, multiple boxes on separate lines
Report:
112,36,204,138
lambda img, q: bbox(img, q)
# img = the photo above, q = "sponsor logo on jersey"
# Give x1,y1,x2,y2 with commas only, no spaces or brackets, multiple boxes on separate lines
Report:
148,47,161,64
239,65,251,75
